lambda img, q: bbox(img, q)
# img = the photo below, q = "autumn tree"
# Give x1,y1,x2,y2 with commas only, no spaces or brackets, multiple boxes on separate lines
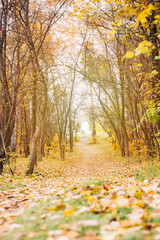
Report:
71,0,160,157
0,0,31,174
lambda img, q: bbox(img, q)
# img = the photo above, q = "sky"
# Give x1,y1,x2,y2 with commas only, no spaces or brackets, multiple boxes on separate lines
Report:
81,121,90,134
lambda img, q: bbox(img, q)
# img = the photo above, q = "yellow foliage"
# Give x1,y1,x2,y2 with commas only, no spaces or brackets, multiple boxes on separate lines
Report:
135,3,157,29
135,48,141,57
112,29,116,35
151,70,158,76
135,40,153,56
85,195,95,202
64,209,74,217
126,51,134,59
116,20,121,26
100,65,103,69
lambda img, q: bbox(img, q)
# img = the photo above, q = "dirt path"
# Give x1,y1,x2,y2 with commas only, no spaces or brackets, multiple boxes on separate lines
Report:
61,136,135,183
0,136,137,235
2,136,159,239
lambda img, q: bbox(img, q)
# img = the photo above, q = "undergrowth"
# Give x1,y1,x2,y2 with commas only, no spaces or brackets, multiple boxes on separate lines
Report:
135,163,160,181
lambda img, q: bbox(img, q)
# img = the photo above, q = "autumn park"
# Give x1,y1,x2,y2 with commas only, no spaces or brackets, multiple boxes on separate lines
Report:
0,0,160,239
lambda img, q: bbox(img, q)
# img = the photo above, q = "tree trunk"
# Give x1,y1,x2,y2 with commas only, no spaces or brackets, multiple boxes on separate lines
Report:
69,114,73,152
26,120,43,175
38,124,44,161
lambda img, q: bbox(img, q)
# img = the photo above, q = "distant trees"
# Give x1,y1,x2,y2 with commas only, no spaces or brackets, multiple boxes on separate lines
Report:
0,0,30,173
0,0,159,175
75,0,160,158
0,0,74,175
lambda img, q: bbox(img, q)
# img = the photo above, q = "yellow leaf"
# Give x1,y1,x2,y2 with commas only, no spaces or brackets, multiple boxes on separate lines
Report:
117,20,121,27
80,10,85,14
85,195,95,202
64,209,74,217
134,190,143,199
146,3,156,14
121,219,142,228
141,46,148,53
135,20,139,30
137,63,142,67
80,190,91,195
78,14,82,19
112,29,116,35
139,40,152,48
151,70,158,76
111,193,117,199
126,51,134,59
100,65,103,69
155,15,160,19
65,230,80,239
135,200,145,208
135,48,141,56
48,207,55,211
153,20,158,24
70,13,75,17
55,204,66,211
137,12,147,24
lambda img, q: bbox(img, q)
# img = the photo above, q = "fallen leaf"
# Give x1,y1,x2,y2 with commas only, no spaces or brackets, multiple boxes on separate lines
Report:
48,230,63,237
64,209,74,217
121,219,142,228
103,184,111,191
9,224,22,231
64,230,80,239
77,219,99,226
55,204,66,211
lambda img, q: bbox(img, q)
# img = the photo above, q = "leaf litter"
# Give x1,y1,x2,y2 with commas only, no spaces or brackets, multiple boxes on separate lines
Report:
0,137,160,240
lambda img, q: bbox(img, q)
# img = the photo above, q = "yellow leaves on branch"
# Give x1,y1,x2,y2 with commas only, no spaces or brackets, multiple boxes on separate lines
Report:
109,28,116,38
112,29,116,35
124,40,154,60
151,70,158,76
135,4,157,29
126,51,134,59
116,20,121,27
135,40,153,56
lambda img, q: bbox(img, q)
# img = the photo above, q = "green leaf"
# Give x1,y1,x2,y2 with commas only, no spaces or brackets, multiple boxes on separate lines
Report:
155,56,160,60
122,55,126,61
151,116,159,124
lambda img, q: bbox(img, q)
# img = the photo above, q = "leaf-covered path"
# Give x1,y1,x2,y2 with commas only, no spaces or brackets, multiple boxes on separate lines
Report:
1,137,160,240
60,136,134,183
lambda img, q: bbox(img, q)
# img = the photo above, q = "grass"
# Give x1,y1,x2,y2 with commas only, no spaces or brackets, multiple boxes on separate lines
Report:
117,232,145,240
0,184,16,191
78,179,105,188
0,183,25,191
1,137,160,240
117,207,132,221
135,164,160,181
1,179,111,240
3,199,106,240
2,177,160,240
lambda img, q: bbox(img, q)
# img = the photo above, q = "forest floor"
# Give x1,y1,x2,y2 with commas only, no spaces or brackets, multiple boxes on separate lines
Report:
0,136,160,240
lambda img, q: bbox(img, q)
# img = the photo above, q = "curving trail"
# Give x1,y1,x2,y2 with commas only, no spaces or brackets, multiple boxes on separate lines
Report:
0,136,139,235
61,136,135,183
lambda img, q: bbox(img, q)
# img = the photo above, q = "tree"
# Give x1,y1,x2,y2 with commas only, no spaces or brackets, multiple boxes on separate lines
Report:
0,0,30,174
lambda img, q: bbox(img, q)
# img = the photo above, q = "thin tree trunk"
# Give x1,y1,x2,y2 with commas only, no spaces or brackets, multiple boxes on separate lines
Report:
69,114,73,152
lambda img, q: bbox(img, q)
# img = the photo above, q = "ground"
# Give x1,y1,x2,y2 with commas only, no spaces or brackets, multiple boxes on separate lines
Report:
0,136,160,240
